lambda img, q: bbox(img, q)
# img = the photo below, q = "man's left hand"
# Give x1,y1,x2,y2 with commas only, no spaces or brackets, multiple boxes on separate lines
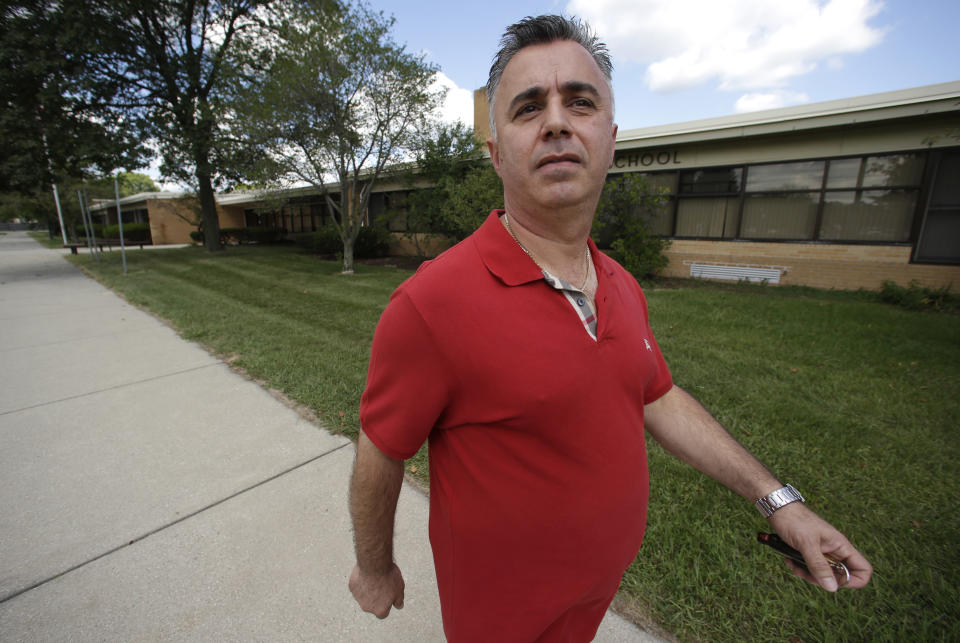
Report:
768,502,873,591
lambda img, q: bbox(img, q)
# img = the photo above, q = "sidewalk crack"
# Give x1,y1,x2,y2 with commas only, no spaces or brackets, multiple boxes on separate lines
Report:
0,441,352,605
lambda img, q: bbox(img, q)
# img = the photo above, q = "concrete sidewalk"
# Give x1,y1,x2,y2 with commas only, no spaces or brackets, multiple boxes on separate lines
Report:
0,232,663,641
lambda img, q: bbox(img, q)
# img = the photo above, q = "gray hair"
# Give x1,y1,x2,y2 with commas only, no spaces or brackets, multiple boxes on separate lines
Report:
486,15,614,139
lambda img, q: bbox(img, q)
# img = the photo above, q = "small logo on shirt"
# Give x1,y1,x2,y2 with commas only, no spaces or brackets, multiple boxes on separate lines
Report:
644,338,652,351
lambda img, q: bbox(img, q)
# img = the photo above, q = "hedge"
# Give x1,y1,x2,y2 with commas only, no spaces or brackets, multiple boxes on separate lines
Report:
101,223,151,243
294,225,391,259
189,226,284,245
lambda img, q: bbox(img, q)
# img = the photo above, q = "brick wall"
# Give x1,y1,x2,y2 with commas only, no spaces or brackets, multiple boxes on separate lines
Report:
147,199,198,244
663,240,960,291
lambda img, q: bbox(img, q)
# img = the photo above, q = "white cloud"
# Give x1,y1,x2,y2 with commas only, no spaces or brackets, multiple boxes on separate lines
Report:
735,90,811,113
431,71,475,127
566,0,886,92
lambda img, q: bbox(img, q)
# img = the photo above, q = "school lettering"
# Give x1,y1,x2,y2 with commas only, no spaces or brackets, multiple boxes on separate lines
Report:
614,150,681,169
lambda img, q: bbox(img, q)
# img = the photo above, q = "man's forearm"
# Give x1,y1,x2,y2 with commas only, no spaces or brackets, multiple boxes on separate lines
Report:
643,385,781,500
349,431,405,574
644,385,873,591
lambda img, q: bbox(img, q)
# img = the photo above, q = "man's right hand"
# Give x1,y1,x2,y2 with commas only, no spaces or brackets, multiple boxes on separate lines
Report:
349,563,405,619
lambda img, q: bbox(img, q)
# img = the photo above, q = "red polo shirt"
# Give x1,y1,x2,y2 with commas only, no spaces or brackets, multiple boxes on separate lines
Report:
360,211,673,642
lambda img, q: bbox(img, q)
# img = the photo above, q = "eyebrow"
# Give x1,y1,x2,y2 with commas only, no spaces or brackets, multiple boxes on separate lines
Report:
507,81,603,115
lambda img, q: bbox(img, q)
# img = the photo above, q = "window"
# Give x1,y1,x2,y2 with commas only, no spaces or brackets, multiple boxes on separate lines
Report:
676,167,742,238
740,162,825,240
676,198,739,238
820,190,916,242
679,167,742,194
825,158,862,189
821,154,923,243
914,149,960,264
669,154,927,243
371,191,410,232
862,154,925,187
742,193,819,240
747,161,825,191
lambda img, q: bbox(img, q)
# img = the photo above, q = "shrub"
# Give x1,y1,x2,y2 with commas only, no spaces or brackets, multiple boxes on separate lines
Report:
294,225,390,258
189,230,203,243
594,174,671,281
405,165,502,241
879,280,958,313
295,226,342,255
220,227,248,244
217,226,283,245
245,226,283,244
102,222,152,242
354,226,391,258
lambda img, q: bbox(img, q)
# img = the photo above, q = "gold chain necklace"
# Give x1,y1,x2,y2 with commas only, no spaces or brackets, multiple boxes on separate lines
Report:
502,214,591,292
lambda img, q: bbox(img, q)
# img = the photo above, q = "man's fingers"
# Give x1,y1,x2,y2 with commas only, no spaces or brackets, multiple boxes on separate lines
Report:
349,563,405,618
393,570,405,609
803,550,839,592
843,549,874,588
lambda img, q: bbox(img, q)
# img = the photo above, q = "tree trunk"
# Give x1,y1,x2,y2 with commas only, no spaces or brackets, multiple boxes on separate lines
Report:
340,179,358,273
342,236,355,273
197,172,222,251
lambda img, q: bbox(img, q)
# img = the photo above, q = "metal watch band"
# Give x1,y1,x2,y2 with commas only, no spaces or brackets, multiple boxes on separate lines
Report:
754,484,805,517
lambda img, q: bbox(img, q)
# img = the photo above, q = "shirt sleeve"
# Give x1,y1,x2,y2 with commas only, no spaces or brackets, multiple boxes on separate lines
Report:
359,288,453,460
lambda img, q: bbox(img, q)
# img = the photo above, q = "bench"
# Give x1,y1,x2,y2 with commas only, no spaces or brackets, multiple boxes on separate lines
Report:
64,239,153,254
97,238,152,251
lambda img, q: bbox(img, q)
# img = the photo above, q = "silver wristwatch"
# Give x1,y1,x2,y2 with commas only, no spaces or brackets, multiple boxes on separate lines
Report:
754,484,805,517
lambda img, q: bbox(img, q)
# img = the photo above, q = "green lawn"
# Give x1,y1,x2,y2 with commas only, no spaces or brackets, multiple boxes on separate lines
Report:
67,244,958,642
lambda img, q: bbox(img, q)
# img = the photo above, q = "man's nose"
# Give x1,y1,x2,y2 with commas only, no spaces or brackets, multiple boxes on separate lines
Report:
541,99,571,138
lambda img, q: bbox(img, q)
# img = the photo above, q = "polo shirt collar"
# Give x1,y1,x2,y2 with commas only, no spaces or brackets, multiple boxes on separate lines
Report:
475,209,616,286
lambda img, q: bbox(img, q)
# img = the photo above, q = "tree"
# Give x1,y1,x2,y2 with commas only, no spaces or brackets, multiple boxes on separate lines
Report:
0,190,48,224
1,170,161,242
0,2,147,194
116,171,161,196
241,0,444,272
593,174,671,281
77,0,277,251
400,122,502,248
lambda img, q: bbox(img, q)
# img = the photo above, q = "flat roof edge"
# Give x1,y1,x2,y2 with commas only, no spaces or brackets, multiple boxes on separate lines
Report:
616,81,960,145
88,191,187,210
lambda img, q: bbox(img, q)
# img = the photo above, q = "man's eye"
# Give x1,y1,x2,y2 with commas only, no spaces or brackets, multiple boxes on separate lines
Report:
517,104,538,116
571,98,594,108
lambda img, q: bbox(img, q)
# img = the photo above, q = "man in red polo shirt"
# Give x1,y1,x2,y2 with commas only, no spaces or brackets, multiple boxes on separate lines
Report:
349,14,872,642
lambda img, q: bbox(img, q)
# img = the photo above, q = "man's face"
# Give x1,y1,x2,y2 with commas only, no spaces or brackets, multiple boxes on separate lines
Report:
487,39,617,217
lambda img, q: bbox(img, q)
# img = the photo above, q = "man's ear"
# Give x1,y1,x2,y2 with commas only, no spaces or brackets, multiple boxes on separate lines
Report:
607,123,618,168
487,137,502,176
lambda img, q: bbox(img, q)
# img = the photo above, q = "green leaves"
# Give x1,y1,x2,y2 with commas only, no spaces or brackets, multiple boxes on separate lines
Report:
0,1,148,192
233,0,445,271
594,173,671,280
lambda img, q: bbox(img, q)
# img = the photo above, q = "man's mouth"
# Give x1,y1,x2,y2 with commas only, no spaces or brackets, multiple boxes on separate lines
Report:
537,154,581,168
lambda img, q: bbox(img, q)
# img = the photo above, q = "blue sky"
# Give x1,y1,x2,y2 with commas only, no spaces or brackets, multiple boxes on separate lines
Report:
370,0,960,132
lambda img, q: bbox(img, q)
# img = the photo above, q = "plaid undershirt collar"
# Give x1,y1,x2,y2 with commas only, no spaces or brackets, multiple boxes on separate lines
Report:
475,211,605,342
540,269,598,341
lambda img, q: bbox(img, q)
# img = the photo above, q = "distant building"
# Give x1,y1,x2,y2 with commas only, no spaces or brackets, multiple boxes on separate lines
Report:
92,82,959,291
88,192,243,245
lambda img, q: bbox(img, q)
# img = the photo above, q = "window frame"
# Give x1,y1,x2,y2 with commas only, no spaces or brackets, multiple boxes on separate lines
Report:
666,151,928,245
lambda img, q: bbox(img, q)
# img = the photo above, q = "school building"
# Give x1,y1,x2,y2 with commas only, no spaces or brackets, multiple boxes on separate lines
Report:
94,81,960,291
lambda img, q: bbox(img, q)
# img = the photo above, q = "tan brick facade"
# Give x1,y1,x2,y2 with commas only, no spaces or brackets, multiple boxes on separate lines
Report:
663,240,960,291
145,198,199,244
